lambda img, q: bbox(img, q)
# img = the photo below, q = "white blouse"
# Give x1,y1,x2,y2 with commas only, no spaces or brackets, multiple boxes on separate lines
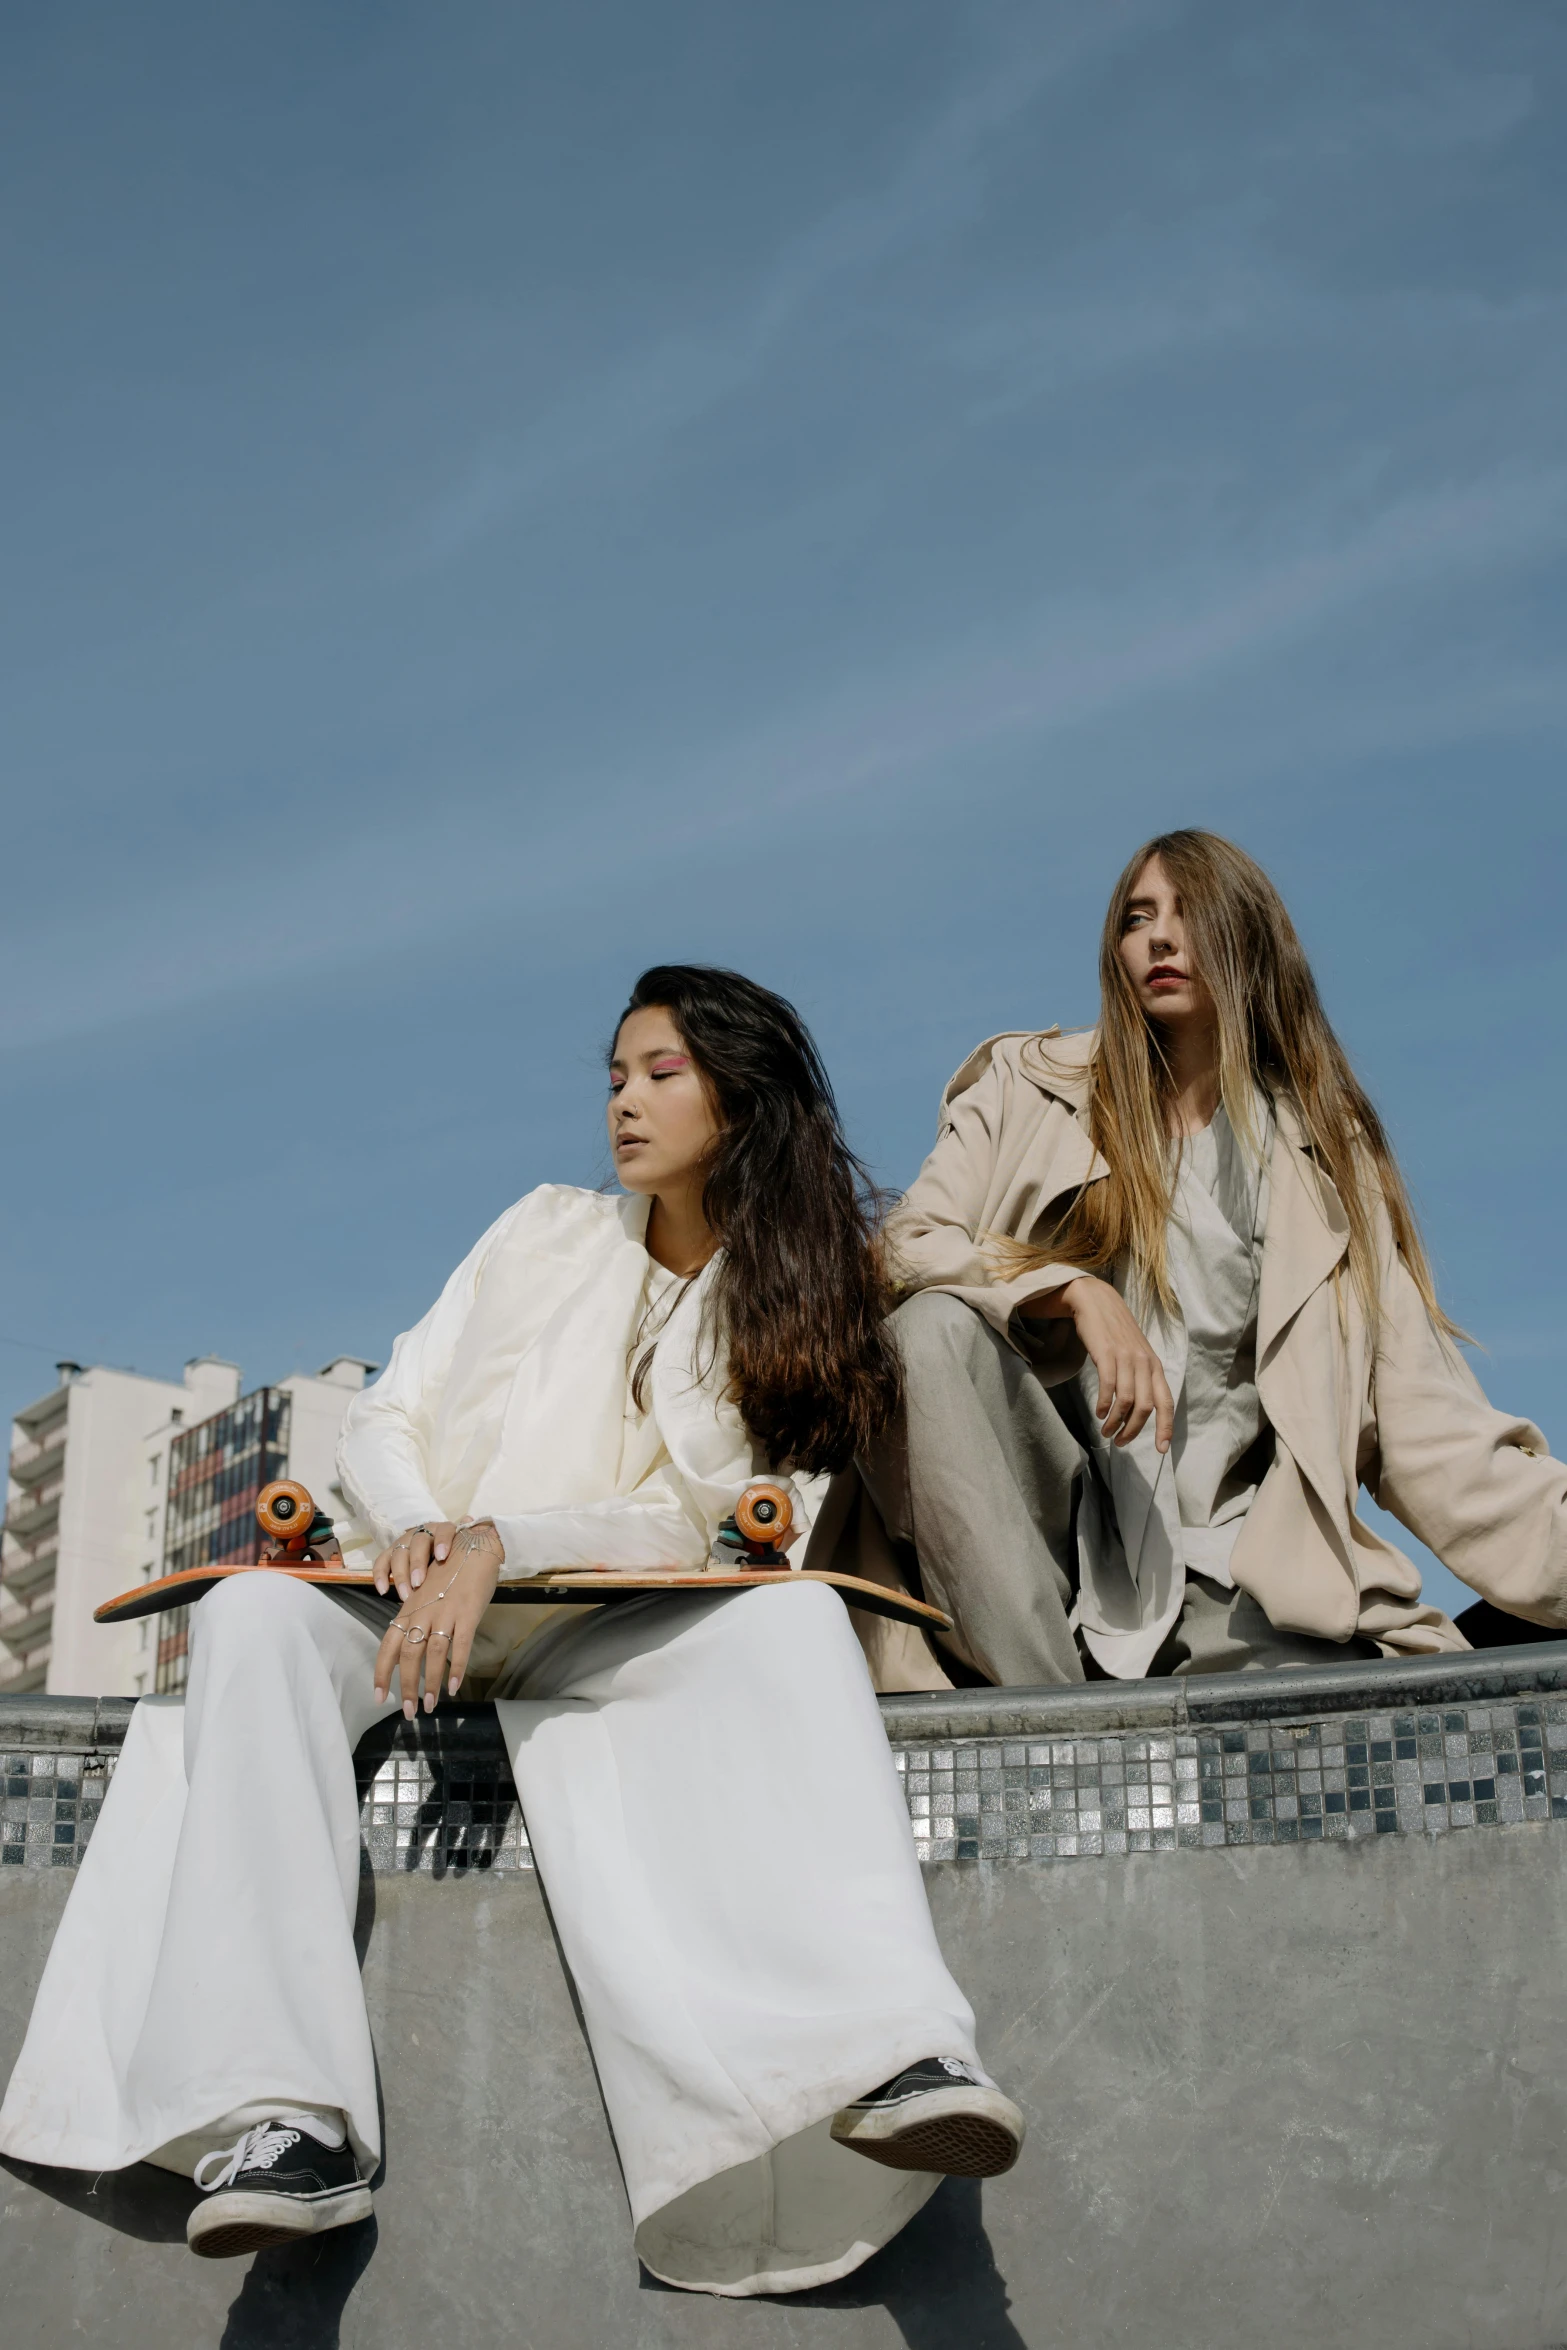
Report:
1073,1103,1273,1678
1164,1108,1273,1584
334,1184,825,1587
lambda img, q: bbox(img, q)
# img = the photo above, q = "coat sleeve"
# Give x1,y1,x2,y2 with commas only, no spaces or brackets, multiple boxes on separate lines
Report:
334,1203,523,1551
1367,1249,1567,1627
885,1050,1090,1370
885,1053,1010,1293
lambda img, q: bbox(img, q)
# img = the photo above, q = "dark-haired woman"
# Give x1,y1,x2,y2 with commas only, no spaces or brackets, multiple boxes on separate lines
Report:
876,832,1567,1687
0,965,1023,2296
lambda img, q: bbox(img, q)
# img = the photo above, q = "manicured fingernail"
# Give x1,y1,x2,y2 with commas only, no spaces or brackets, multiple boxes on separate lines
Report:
448,1675,459,1696
403,1700,415,1719
434,1544,449,1562
412,1567,424,1587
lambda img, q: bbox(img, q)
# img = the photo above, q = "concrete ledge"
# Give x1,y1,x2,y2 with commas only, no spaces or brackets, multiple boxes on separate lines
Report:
879,1637,1567,1740
0,1695,137,1749
6,1637,1567,1750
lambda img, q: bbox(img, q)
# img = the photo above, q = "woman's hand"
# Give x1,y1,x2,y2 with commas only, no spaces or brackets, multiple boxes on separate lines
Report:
373,1521,460,1600
1023,1276,1175,1452
374,1520,505,1716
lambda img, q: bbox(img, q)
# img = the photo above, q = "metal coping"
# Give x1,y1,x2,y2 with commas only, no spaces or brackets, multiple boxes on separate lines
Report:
3,1640,1565,1753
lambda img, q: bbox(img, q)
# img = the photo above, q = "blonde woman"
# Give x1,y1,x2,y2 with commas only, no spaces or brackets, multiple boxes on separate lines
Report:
875,830,1567,1686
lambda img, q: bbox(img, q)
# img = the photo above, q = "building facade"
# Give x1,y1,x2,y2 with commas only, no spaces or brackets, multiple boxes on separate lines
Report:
1,1355,375,1701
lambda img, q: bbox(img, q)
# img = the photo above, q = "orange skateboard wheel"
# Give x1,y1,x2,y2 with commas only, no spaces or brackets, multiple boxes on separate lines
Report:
257,1480,316,1544
734,1482,792,1549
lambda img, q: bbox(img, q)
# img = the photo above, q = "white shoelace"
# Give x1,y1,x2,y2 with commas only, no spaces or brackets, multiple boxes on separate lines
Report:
194,2122,303,2194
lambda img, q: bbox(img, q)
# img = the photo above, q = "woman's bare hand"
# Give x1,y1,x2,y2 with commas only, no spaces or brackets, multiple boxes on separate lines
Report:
373,1521,460,1600
1023,1276,1174,1452
373,1520,505,1717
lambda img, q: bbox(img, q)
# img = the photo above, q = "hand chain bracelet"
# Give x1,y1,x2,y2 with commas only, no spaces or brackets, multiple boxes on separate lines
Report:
390,1521,497,1640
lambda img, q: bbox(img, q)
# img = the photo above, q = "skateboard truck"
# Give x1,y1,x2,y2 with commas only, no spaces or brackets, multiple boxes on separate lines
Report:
713,1481,794,1568
257,1480,340,1561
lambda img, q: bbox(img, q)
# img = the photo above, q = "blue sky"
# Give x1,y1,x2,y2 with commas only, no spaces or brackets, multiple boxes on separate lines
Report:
3,1,1564,1621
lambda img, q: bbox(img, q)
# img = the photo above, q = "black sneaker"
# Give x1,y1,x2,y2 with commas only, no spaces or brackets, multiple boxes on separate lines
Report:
187,2119,371,2258
830,2057,1025,2177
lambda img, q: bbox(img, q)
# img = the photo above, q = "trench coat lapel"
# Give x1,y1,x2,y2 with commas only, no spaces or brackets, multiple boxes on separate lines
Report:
1254,1103,1355,1554
1256,1102,1348,1369
1017,1031,1108,1205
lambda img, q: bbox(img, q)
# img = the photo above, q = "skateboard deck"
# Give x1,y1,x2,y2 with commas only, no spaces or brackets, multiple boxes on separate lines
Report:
94,1560,952,1635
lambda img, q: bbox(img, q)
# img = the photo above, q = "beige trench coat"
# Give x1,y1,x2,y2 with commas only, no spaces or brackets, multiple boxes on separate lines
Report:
879,1027,1567,1657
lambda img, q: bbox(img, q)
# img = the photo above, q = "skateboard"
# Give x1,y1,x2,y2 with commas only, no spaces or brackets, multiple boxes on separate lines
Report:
94,1478,951,1636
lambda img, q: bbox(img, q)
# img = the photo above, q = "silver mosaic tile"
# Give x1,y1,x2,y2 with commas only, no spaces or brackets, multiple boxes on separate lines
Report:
893,1698,1564,1862
0,1750,109,1870
357,1749,532,1877
5,1697,1565,1876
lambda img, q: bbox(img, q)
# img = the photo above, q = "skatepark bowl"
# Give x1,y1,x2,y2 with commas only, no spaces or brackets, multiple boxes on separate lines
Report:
3,1639,1566,2350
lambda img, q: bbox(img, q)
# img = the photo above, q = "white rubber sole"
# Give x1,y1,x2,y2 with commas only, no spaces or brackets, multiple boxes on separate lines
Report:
187,2182,373,2259
830,2086,1026,2178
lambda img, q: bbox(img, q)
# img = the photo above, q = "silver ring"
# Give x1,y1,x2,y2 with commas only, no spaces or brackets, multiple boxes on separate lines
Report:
402,1625,428,1646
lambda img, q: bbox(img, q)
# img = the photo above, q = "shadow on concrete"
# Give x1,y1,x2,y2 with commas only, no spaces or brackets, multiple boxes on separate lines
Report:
1,2150,195,2242
638,2178,1028,2348
219,2215,379,2349
806,2180,1028,2348
3,2152,378,2347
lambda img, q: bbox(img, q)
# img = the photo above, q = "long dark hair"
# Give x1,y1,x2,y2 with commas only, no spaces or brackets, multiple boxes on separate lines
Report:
614,965,900,1473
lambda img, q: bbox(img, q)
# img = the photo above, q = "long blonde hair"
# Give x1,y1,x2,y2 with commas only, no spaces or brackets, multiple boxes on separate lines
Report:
1018,829,1455,1332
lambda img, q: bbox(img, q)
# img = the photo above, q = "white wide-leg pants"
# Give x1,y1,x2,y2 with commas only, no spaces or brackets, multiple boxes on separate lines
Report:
0,1572,985,2296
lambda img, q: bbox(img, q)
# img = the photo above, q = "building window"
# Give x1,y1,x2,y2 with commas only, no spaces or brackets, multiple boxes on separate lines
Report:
155,1387,291,1696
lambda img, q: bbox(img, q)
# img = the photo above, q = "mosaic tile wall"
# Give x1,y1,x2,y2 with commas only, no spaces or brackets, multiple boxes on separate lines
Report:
358,1746,530,1876
896,1698,1566,1863
1,1751,108,1871
5,1696,1567,1876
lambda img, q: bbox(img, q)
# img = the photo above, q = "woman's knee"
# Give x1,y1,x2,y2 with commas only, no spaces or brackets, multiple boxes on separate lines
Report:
744,1575,862,1674
191,1567,321,1658
889,1290,997,1378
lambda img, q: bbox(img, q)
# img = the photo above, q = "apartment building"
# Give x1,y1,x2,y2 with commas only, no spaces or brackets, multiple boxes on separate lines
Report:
143,1359,372,1698
1,1355,375,1701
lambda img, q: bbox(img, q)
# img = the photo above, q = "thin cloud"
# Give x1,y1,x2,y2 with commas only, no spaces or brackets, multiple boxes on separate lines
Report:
417,2,1173,562
5,457,1562,1060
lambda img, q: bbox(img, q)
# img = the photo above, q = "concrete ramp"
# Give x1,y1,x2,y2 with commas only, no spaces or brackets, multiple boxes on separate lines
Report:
3,1647,1566,2349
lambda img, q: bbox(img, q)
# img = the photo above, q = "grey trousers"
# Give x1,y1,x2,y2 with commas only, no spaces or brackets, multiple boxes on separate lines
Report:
867,1291,1377,1689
